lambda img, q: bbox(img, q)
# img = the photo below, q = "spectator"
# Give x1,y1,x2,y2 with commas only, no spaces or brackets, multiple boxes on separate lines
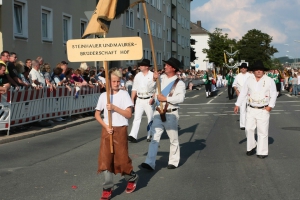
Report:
291,74,298,96
125,73,133,96
82,70,90,82
15,61,30,85
60,61,68,80
7,52,29,88
36,56,44,66
0,62,11,94
1,51,19,88
65,68,75,85
25,59,32,70
53,68,64,86
72,69,87,86
42,63,54,91
29,60,45,89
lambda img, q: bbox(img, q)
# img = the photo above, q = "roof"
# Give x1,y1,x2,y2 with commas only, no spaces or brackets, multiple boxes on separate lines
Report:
190,22,210,35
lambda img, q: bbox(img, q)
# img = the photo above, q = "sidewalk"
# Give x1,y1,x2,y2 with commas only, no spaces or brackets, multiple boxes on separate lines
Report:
0,115,95,145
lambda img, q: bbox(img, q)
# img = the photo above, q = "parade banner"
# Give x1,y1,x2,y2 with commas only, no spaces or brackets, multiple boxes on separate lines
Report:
66,37,143,62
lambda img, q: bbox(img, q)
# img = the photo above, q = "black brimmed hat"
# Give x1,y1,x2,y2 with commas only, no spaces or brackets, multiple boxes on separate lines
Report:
138,59,152,67
162,57,182,71
249,60,268,71
239,62,248,68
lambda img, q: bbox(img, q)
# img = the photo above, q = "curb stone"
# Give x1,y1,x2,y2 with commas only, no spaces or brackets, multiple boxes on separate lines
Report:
0,116,95,145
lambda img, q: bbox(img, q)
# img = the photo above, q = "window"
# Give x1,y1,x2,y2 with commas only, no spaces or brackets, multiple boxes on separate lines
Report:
41,7,53,41
13,0,28,38
150,0,155,7
157,0,161,11
178,34,181,45
167,28,171,42
80,19,88,37
166,4,171,17
144,49,150,59
137,3,140,18
156,52,162,65
125,9,134,29
62,14,72,44
157,23,162,38
150,20,156,37
163,15,166,30
137,30,141,37
178,13,181,25
143,18,148,34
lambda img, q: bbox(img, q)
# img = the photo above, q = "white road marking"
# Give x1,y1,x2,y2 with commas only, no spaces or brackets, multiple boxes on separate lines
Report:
207,99,214,104
180,115,190,117
195,114,208,116
205,112,218,113
191,95,199,98
214,114,228,116
270,113,280,114
272,110,284,111
187,112,201,113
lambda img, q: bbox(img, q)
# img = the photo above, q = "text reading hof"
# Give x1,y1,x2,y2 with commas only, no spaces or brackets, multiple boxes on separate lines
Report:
67,37,143,62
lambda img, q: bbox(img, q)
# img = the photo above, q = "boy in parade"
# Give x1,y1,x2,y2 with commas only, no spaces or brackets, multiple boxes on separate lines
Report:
95,68,138,200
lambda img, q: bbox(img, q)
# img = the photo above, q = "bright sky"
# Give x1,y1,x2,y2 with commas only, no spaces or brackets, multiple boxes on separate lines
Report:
190,0,300,59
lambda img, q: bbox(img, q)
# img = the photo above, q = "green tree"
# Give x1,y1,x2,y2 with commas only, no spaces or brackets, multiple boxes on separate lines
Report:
202,28,237,74
237,29,278,68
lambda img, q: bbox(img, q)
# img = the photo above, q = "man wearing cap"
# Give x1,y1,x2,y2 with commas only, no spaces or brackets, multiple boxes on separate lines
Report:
141,57,186,170
232,63,252,130
128,59,156,143
234,60,277,159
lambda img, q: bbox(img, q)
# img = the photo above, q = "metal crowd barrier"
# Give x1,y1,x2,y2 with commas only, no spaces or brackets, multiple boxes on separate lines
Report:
0,86,102,135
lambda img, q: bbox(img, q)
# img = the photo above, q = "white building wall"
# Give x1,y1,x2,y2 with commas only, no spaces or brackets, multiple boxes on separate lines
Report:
191,34,209,71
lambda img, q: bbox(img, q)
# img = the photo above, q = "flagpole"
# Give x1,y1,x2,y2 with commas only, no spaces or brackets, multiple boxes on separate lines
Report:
142,2,163,111
102,33,113,154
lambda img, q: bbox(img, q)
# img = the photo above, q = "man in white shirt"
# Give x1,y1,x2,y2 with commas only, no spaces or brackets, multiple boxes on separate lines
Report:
141,57,186,170
234,60,277,159
29,60,45,88
232,63,252,130
128,59,156,143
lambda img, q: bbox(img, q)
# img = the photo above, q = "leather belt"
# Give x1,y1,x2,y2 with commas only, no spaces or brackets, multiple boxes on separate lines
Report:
249,105,268,109
138,96,150,99
166,108,178,113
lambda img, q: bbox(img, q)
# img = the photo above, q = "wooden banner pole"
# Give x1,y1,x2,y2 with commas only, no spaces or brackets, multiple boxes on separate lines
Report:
102,34,113,154
142,2,163,110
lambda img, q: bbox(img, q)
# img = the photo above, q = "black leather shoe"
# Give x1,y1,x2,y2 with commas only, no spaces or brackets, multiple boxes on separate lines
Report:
128,136,137,143
246,147,256,156
146,138,151,142
141,163,154,171
167,164,177,169
257,155,268,159
240,127,245,130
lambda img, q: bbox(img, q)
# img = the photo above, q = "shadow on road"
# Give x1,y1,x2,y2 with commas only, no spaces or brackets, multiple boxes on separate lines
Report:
111,123,207,196
239,135,274,145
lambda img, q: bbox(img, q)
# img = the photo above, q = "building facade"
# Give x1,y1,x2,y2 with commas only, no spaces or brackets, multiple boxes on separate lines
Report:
190,20,210,71
0,0,191,70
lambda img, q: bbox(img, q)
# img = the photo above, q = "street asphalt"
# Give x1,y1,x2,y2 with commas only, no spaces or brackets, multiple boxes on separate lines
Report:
1,86,300,200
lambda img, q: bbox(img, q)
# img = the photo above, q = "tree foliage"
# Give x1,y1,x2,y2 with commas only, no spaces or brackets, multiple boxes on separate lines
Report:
237,29,278,68
203,28,278,69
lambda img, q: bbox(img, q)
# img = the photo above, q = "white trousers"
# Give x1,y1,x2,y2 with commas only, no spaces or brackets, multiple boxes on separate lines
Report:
217,80,222,87
245,107,270,155
129,98,155,139
239,98,247,128
144,110,180,169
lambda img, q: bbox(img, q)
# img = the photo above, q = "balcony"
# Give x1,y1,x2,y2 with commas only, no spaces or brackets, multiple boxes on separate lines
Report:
172,18,176,29
172,42,177,52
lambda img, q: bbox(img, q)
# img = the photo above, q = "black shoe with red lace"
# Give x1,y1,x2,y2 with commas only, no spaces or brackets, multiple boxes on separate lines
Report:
125,174,139,193
100,188,112,200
